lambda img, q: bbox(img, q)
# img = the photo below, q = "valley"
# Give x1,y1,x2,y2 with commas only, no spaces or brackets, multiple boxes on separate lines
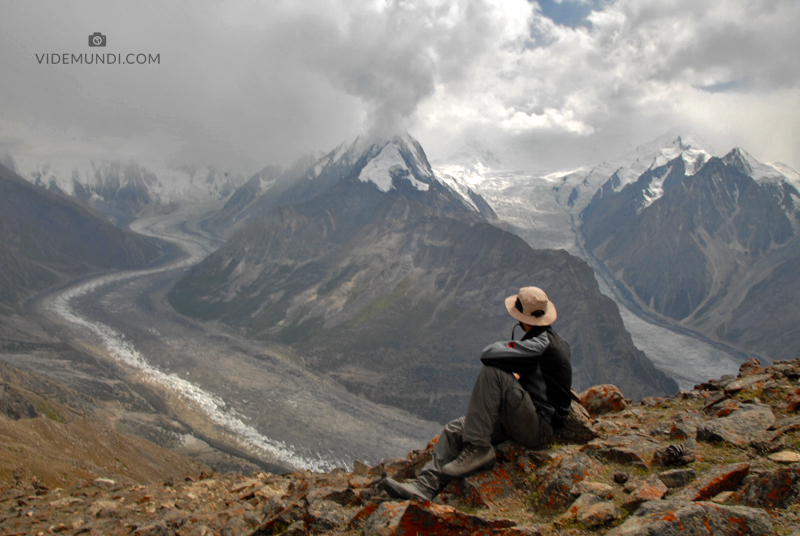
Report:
5,131,788,478
438,163,745,391
19,202,440,474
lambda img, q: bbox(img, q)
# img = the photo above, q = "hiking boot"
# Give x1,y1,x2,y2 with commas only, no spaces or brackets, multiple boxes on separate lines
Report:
441,443,495,478
383,478,434,501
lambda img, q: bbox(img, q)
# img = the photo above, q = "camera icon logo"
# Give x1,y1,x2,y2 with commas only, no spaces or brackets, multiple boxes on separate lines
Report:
88,32,107,47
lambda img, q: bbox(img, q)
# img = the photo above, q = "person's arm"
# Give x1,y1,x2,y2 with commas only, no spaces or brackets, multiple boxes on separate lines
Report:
479,331,549,375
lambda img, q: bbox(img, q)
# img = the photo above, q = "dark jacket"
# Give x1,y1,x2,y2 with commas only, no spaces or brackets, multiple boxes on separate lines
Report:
479,325,572,429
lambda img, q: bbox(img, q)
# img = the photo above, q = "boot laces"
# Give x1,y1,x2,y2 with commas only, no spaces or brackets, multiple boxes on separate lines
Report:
455,443,479,464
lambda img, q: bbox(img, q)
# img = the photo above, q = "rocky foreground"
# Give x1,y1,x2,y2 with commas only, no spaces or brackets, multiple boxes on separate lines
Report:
3,358,800,536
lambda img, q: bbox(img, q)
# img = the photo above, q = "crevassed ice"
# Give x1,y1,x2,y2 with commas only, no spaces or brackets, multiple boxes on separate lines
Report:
433,167,479,211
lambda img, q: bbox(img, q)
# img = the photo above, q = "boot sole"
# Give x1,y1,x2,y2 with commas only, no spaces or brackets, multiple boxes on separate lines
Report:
442,457,497,479
383,479,432,501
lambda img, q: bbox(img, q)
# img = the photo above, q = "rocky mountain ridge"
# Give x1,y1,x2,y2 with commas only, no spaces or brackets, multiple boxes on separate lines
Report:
433,134,800,384
553,134,715,216
2,353,799,536
580,146,800,363
208,134,498,238
169,134,677,423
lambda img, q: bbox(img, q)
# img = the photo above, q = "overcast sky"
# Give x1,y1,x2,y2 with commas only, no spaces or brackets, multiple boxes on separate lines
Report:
1,0,798,175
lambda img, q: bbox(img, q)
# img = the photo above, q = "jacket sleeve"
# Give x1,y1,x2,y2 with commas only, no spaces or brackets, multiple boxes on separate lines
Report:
479,332,549,374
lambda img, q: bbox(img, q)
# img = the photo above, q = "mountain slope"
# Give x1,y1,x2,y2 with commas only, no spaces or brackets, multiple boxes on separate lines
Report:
0,163,162,312
580,147,800,362
207,152,322,236
0,360,208,488
4,357,799,536
170,135,677,422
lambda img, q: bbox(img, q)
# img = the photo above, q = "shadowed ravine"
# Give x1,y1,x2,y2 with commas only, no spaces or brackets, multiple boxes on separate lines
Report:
36,203,440,473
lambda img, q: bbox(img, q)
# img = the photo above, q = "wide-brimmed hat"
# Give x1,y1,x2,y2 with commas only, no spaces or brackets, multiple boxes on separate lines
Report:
504,287,557,326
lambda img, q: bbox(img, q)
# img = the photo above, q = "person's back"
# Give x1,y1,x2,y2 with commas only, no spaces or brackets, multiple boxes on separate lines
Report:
384,286,572,501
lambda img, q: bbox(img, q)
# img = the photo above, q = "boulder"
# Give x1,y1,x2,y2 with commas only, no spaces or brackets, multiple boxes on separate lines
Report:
734,464,800,510
579,385,628,416
738,358,765,377
787,392,800,412
394,502,516,536
558,492,603,524
305,499,354,532
362,501,409,536
348,502,382,530
669,410,701,439
723,374,773,395
749,430,785,452
576,500,623,528
657,468,696,488
768,451,800,464
697,404,776,446
582,442,650,468
533,452,602,511
673,462,750,501
558,493,622,528
581,434,661,468
569,481,614,499
622,476,668,512
443,462,516,509
553,400,599,444
606,500,775,536
253,500,307,535
494,442,537,473
353,460,372,477
771,416,800,433
713,400,745,418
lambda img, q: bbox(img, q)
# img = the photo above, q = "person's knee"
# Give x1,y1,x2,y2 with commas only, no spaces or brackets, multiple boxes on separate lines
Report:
443,416,465,434
479,365,516,385
479,365,502,380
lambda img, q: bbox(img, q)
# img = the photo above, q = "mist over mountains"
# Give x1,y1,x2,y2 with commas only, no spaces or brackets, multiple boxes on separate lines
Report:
1,153,247,221
168,134,677,423
0,163,162,316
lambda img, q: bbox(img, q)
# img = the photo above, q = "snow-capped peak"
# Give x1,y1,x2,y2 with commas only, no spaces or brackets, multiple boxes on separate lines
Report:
311,133,435,194
651,136,711,176
358,141,429,192
554,132,714,214
724,147,800,189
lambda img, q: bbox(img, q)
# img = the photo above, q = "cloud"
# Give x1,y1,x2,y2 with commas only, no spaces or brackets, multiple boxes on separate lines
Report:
417,0,800,171
0,0,798,174
268,0,534,138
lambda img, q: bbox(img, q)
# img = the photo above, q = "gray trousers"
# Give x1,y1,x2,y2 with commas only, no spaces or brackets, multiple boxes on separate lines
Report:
417,366,553,494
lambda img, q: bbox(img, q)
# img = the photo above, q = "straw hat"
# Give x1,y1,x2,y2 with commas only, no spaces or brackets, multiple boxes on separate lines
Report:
504,287,557,326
